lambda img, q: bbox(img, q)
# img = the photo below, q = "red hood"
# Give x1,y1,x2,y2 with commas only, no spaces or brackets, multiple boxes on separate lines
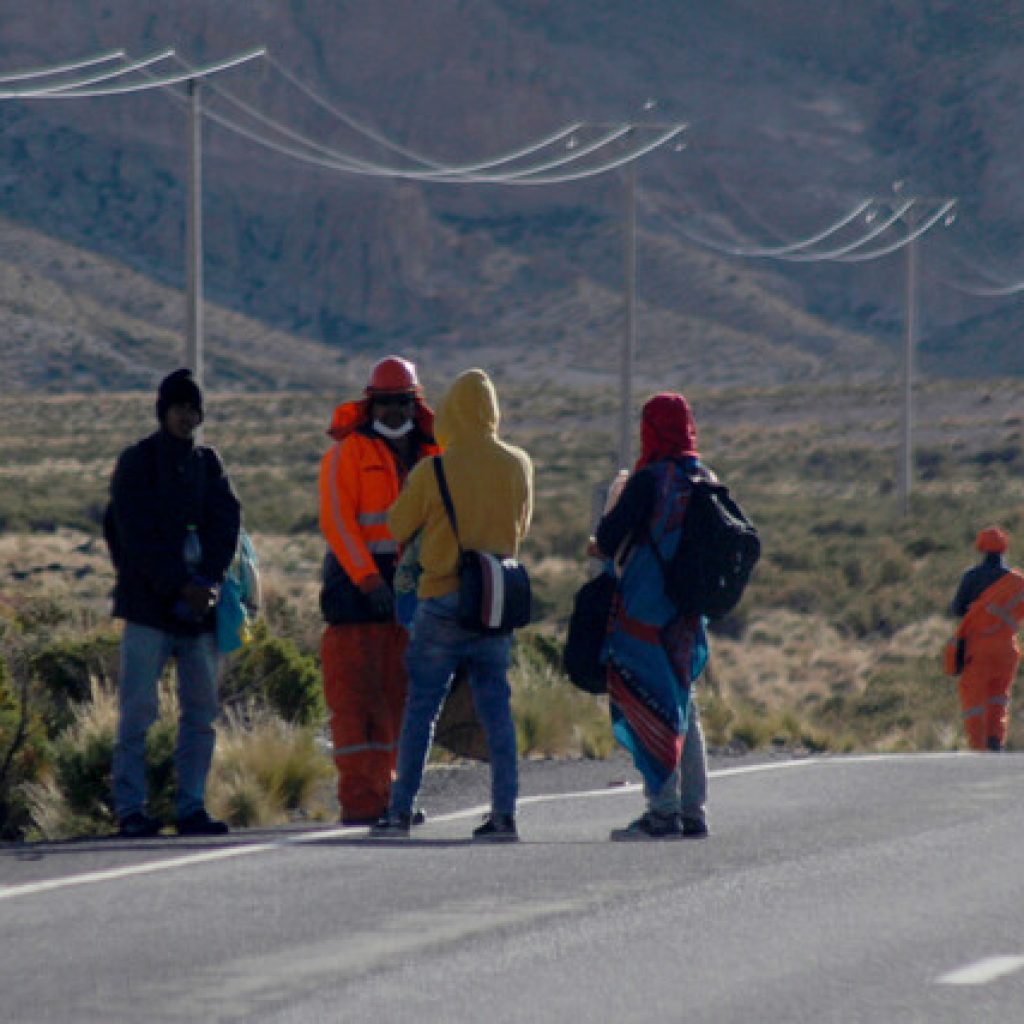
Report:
635,392,699,470
326,397,436,441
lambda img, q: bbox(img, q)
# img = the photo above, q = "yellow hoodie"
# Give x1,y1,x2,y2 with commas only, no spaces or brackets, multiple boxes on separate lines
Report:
387,368,533,599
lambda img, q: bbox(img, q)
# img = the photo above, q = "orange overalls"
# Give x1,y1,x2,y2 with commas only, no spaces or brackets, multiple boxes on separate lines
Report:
319,400,438,821
954,569,1024,751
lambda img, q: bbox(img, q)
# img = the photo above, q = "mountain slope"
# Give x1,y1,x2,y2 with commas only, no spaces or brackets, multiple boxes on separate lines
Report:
0,1,1020,390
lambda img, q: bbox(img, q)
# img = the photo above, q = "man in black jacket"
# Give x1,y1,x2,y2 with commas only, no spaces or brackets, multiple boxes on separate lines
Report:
108,369,241,837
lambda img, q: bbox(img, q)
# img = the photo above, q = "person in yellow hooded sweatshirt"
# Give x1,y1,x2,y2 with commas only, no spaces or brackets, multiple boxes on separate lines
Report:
370,368,533,841
950,526,1024,751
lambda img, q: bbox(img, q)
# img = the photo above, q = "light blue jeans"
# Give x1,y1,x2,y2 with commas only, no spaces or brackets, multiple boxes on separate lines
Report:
647,700,708,823
389,593,518,818
113,622,221,821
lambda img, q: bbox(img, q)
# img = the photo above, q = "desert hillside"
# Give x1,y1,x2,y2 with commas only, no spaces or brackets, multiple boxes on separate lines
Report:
1,2,1022,391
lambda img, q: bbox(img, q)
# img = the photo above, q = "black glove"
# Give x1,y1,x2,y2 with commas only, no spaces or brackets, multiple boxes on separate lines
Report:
364,582,395,621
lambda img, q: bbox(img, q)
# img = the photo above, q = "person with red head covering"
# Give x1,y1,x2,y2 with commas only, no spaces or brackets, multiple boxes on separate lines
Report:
950,526,1024,751
318,356,440,823
589,392,712,840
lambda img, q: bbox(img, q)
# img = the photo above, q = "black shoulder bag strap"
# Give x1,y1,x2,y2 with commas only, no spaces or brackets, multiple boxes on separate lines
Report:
432,457,463,555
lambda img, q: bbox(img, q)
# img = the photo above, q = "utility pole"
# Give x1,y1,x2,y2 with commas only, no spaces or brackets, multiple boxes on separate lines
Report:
899,231,917,517
606,113,687,471
880,190,954,517
619,157,637,471
185,78,203,385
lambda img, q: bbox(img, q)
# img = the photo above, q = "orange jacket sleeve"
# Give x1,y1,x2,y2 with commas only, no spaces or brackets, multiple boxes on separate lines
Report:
319,435,391,587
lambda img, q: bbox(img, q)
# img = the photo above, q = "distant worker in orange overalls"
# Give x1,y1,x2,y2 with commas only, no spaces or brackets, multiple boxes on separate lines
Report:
319,357,440,823
950,526,1024,751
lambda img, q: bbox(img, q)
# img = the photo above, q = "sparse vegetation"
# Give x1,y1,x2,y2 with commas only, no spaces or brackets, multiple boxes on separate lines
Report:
3,376,1024,840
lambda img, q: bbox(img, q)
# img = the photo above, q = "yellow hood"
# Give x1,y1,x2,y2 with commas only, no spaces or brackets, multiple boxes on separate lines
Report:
435,368,499,447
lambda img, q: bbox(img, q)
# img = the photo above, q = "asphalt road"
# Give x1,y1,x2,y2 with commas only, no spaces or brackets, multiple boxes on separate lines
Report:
4,752,1024,1023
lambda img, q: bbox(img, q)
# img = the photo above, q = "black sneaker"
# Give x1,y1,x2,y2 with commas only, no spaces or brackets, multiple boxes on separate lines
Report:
118,812,163,838
175,808,229,836
681,816,709,838
412,807,427,827
368,811,411,838
472,813,519,843
610,811,683,841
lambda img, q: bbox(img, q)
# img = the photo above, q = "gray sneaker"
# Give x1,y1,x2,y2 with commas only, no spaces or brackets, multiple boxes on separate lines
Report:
610,811,683,842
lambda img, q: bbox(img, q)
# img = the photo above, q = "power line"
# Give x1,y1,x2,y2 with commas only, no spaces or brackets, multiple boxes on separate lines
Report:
681,199,912,262
673,199,876,258
0,49,175,99
162,54,687,185
193,92,686,184
941,276,1024,298
180,53,586,177
0,49,126,85
2,48,265,101
778,200,918,262
931,247,1024,297
263,53,584,175
207,88,631,180
677,197,958,264
832,200,956,263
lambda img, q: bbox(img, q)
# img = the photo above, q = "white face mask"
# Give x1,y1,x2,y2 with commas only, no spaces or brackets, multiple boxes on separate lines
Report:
373,418,414,439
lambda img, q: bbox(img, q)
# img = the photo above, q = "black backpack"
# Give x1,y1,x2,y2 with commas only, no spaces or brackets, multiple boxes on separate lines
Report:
653,471,760,619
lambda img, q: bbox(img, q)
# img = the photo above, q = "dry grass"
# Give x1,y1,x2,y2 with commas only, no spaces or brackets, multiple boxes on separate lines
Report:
4,375,1024,760
21,679,337,839
209,708,335,827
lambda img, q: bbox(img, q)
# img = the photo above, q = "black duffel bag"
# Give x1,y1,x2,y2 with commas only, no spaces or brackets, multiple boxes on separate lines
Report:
562,571,616,694
456,550,531,634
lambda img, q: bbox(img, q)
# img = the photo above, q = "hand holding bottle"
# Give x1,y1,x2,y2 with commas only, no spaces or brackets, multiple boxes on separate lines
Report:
180,579,217,617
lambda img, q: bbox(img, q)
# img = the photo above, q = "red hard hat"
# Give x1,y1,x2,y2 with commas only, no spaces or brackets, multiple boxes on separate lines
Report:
976,526,1009,554
365,356,420,395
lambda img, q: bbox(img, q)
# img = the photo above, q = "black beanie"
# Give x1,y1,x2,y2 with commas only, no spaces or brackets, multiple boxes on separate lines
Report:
156,368,204,424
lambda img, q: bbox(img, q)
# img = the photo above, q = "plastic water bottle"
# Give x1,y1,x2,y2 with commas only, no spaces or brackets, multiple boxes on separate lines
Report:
183,524,202,573
173,526,205,623
603,468,631,513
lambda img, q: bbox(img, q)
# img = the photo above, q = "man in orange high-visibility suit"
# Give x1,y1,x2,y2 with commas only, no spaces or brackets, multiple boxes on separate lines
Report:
319,356,440,823
951,526,1024,751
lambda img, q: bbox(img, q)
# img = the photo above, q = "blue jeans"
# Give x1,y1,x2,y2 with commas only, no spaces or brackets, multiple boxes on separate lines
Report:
389,593,518,817
113,622,221,820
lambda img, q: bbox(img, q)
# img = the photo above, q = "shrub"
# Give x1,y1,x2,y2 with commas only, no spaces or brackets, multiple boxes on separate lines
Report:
0,643,52,841
29,632,120,737
23,679,119,839
208,708,333,827
220,621,324,726
511,632,613,759
24,678,333,838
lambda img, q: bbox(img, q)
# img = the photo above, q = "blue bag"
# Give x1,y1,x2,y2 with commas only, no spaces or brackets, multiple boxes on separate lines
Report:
216,529,260,653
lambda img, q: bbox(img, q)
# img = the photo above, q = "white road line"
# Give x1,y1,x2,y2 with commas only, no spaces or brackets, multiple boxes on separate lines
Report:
937,955,1024,986
0,752,969,902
